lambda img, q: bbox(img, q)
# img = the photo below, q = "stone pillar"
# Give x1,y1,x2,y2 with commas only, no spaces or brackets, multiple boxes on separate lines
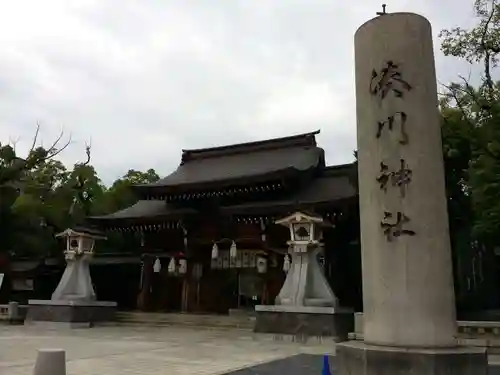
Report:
336,12,487,375
52,252,95,301
32,348,66,375
355,11,455,348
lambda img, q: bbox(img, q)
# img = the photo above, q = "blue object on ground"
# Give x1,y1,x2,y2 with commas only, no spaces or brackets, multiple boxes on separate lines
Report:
322,355,331,375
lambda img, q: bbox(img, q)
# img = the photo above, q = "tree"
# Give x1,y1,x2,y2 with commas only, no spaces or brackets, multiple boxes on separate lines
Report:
439,0,500,246
9,159,71,257
0,123,163,260
0,126,71,257
100,169,160,213
439,0,500,309
65,143,107,223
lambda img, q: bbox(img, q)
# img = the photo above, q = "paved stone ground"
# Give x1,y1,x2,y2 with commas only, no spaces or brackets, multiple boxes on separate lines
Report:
224,354,500,374
0,325,335,375
2,325,500,375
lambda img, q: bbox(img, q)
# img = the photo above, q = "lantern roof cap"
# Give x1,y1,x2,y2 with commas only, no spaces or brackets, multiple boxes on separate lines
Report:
55,226,107,240
275,211,331,227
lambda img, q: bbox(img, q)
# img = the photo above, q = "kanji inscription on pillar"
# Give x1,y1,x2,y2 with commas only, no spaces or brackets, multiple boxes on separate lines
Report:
376,111,409,144
380,211,416,242
377,162,391,192
392,159,412,197
370,61,412,100
376,159,412,197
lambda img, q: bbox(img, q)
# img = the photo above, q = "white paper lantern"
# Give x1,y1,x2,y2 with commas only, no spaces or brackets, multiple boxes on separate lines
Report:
230,241,237,258
178,259,187,274
167,258,176,273
192,263,203,279
211,243,219,259
256,256,267,273
283,254,291,273
153,257,162,273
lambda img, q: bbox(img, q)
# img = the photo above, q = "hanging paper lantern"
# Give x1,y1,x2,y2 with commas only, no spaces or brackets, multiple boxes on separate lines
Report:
211,243,219,259
283,254,291,273
256,256,267,273
168,257,176,273
192,263,203,279
178,259,187,274
230,241,237,258
153,257,161,273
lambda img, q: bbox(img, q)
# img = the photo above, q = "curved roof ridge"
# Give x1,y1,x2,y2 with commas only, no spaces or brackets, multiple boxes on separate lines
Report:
181,130,320,163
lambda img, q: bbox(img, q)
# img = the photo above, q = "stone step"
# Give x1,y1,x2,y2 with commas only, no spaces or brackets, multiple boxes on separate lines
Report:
114,312,255,329
115,318,254,329
116,312,255,323
103,320,253,331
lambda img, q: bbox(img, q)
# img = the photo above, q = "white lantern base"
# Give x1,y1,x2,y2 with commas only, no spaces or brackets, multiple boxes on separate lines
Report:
275,245,337,307
51,252,95,302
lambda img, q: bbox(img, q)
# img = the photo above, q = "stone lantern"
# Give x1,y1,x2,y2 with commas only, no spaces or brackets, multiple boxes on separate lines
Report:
254,211,353,341
26,227,117,328
274,211,336,307
51,227,106,301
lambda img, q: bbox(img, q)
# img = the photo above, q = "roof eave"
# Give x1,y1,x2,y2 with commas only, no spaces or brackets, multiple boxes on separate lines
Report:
132,166,310,198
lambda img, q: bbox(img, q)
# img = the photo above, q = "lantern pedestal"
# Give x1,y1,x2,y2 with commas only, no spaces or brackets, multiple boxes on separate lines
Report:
51,252,96,302
26,228,117,328
275,245,337,307
26,299,116,328
254,305,353,342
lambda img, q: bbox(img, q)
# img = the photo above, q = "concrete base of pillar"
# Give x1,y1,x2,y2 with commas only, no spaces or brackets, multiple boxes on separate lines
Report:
254,305,353,341
26,299,117,328
336,341,488,375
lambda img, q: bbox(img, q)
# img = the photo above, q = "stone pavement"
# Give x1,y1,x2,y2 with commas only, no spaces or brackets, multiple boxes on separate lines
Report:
0,325,335,375
225,354,500,375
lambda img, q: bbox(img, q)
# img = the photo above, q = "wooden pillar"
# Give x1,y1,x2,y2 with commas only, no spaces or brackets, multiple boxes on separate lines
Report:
136,256,153,311
181,276,189,312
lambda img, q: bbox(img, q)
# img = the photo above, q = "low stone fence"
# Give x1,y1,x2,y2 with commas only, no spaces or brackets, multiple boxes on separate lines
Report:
349,312,500,353
458,321,500,335
0,303,28,323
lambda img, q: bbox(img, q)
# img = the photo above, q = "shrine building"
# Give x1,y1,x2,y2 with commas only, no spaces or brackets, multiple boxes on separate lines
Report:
88,130,362,314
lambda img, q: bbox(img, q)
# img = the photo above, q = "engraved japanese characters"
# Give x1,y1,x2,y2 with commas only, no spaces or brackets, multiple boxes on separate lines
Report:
370,61,415,241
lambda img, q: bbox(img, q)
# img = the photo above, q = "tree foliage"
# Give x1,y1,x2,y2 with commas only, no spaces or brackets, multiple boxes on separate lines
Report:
0,127,160,258
102,169,159,214
440,0,500,247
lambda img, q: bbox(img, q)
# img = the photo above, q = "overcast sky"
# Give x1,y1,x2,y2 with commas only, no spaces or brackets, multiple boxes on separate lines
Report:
0,0,479,185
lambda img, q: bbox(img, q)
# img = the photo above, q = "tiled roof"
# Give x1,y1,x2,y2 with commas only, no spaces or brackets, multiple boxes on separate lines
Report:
134,131,324,193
